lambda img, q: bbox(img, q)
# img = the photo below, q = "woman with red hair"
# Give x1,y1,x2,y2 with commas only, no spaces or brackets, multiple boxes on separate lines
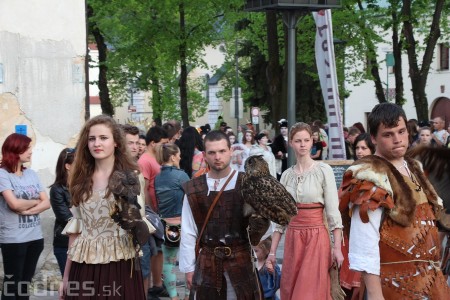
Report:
0,133,50,299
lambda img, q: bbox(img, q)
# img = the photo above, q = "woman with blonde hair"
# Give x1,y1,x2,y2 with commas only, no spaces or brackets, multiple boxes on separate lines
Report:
267,122,343,300
60,115,147,299
155,143,190,300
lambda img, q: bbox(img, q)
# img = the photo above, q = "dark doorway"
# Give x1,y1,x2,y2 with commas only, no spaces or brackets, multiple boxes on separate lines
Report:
430,97,450,128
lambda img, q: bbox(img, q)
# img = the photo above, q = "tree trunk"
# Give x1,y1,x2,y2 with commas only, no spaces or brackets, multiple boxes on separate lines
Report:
402,0,444,120
179,1,189,127
266,11,284,130
150,72,162,126
391,2,404,106
410,77,428,121
87,5,114,116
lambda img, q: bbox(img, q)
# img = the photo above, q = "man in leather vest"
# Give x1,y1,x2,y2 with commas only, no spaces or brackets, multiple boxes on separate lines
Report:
339,103,450,299
179,130,263,300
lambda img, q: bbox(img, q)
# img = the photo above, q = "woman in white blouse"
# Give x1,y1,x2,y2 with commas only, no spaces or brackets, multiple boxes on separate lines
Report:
267,122,343,300
249,132,277,178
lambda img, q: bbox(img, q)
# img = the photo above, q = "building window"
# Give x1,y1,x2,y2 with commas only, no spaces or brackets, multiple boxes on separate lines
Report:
439,44,449,70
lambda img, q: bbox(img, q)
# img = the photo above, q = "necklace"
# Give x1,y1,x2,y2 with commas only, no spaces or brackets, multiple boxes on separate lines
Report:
395,160,407,170
397,161,422,192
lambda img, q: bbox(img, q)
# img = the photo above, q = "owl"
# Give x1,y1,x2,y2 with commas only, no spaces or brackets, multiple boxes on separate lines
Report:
241,155,297,226
408,146,450,210
109,170,150,246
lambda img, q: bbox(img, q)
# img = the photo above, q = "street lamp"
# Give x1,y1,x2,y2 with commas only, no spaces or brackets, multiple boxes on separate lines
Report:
385,52,395,101
244,0,342,167
333,38,347,124
235,39,240,133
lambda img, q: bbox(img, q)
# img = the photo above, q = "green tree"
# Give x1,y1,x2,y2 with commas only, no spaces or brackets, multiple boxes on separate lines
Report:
344,0,449,119
87,4,114,116
88,0,242,126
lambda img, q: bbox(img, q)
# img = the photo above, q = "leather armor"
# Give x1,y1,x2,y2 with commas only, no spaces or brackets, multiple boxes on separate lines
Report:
339,155,450,299
183,174,262,300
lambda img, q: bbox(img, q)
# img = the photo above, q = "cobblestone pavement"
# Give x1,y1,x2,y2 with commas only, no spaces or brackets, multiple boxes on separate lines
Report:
0,210,285,300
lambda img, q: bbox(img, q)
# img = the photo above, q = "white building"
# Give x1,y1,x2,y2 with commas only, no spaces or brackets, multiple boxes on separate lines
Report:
344,37,450,129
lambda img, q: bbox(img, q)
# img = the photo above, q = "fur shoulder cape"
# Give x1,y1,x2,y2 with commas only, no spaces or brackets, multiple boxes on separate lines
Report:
341,155,441,227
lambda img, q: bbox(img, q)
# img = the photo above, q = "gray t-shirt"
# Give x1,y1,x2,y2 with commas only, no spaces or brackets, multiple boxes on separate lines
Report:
0,168,44,243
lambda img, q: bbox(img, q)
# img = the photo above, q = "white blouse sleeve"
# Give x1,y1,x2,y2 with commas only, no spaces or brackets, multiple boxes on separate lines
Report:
349,205,383,275
320,163,343,231
179,195,198,273
62,206,83,235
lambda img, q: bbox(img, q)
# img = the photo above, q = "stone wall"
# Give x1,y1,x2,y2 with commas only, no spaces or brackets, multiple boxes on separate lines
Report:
0,0,87,291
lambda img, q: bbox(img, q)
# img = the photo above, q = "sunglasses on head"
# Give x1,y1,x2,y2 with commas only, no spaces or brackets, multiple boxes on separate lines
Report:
64,148,75,161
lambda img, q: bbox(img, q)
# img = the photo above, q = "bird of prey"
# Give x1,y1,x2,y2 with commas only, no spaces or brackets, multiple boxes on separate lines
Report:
109,170,149,246
241,155,297,227
408,146,450,211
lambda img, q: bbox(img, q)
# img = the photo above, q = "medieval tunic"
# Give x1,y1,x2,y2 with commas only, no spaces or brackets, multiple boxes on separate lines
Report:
339,155,450,299
180,171,262,300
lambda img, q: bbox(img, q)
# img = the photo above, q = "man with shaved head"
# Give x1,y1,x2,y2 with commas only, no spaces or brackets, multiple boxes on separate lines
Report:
431,116,448,147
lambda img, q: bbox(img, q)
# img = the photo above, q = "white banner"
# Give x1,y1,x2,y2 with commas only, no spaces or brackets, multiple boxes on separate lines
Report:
313,10,346,160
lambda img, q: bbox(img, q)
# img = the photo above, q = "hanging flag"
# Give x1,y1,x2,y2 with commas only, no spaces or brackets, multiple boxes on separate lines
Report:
313,9,346,160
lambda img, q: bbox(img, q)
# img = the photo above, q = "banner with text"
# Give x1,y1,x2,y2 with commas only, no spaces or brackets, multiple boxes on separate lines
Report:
313,9,346,160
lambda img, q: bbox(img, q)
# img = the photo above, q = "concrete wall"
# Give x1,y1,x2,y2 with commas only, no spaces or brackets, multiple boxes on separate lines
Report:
0,0,86,186
0,1,87,289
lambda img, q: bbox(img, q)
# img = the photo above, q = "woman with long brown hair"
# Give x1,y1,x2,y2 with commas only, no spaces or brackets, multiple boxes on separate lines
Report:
59,115,146,299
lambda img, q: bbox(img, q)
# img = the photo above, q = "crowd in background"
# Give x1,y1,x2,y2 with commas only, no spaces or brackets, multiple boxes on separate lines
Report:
1,111,449,300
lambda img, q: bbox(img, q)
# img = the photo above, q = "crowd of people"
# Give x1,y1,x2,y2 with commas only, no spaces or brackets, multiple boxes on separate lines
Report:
0,103,449,300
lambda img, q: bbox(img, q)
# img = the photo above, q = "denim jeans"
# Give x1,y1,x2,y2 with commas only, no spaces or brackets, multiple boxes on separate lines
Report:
1,238,44,300
140,242,151,279
53,247,68,275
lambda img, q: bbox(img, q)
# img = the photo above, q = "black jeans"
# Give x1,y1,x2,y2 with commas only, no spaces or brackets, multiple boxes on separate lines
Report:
1,239,44,300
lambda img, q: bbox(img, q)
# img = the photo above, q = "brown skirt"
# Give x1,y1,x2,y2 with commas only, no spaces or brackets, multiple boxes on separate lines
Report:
65,259,145,300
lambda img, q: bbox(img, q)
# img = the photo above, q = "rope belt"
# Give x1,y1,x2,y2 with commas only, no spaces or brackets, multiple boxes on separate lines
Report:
201,244,250,293
381,259,441,271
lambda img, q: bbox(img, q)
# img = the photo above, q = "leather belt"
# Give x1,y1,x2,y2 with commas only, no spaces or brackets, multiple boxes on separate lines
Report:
201,244,250,293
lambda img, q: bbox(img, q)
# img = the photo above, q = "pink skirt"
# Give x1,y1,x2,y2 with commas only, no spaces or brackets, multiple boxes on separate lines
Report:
280,203,332,300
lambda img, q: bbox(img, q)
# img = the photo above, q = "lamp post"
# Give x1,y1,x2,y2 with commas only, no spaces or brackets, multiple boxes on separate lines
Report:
333,38,347,124
244,0,342,167
235,39,240,133
385,52,395,102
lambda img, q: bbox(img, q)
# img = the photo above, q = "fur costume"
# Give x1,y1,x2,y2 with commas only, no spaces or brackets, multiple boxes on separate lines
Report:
339,155,449,299
339,155,441,227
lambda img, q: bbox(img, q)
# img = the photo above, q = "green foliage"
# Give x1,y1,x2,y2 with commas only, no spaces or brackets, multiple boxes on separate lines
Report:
88,0,243,123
